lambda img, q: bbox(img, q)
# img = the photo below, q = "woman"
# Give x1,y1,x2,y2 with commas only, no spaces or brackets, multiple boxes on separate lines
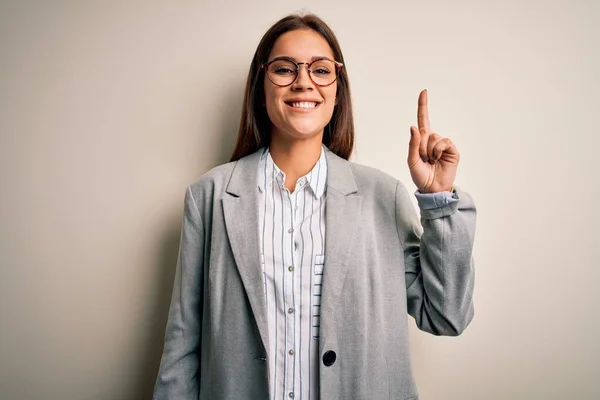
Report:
154,13,476,400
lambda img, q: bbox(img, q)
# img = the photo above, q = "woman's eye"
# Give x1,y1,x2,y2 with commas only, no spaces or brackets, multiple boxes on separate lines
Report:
313,68,331,75
274,67,295,75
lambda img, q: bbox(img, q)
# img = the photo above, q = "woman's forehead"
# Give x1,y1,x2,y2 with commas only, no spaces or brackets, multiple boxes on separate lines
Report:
269,29,334,61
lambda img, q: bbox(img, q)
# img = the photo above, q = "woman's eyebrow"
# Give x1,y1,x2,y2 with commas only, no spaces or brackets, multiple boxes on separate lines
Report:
268,55,331,62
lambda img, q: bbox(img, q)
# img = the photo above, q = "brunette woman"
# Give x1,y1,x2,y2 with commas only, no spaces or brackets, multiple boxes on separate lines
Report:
154,13,476,400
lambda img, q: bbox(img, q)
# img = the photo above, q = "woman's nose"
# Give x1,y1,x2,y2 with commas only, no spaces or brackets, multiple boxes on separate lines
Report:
292,64,314,90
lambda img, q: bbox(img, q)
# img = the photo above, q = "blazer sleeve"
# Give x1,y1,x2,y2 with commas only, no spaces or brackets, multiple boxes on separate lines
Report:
154,186,204,398
395,181,477,336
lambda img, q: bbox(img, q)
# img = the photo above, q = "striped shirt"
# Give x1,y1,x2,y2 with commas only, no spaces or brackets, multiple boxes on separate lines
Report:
258,146,327,400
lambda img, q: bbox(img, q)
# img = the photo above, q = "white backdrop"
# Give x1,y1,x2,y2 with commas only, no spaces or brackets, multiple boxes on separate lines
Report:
1,1,598,399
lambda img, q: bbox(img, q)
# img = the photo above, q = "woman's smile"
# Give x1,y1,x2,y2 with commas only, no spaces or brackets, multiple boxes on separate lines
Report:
285,99,322,112
288,101,319,109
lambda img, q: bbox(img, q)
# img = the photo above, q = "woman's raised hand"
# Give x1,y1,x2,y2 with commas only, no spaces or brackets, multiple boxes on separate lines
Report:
408,89,459,193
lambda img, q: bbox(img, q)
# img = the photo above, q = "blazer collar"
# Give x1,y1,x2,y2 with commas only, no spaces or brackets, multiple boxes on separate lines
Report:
323,148,358,196
225,149,263,197
225,146,358,197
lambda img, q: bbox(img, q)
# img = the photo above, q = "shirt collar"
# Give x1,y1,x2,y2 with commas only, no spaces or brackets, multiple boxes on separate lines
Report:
257,145,328,199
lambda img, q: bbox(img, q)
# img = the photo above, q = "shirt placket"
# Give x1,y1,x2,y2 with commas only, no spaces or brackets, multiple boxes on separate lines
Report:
283,181,298,400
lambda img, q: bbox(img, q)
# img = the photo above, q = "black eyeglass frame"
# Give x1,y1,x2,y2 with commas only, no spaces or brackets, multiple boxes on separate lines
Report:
261,56,344,87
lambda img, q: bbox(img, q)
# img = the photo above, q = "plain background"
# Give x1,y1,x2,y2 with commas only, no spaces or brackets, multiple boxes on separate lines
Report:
1,0,598,399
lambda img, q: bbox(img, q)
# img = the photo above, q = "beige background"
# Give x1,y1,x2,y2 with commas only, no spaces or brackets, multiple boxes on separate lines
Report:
1,0,598,399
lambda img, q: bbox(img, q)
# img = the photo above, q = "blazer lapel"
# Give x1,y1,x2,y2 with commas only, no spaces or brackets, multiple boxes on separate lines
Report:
220,148,363,355
222,150,269,353
321,150,363,337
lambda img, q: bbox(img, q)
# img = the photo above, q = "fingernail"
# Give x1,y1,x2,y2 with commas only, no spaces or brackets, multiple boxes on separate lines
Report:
421,156,428,162
429,159,435,165
433,151,437,159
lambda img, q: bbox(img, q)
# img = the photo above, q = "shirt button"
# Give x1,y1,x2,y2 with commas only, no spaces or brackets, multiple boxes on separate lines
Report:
288,308,294,314
294,206,298,211
288,349,295,356
289,393,294,398
288,228,294,234
288,266,294,272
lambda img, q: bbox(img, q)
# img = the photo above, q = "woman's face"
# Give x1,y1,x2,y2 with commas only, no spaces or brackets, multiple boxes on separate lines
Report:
263,29,337,144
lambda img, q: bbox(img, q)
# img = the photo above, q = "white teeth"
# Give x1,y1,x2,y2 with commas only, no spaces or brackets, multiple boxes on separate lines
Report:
290,101,318,109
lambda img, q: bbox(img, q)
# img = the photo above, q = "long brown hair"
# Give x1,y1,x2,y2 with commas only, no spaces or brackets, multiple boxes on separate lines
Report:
230,13,354,161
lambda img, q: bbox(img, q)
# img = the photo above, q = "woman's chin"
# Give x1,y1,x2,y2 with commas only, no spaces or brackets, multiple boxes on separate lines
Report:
272,127,324,143
287,126,324,140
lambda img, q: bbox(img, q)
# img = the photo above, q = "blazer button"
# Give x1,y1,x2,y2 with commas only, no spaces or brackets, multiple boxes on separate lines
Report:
322,350,336,367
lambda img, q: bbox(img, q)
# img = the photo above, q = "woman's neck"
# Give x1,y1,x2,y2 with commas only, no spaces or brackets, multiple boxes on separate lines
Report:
269,134,323,192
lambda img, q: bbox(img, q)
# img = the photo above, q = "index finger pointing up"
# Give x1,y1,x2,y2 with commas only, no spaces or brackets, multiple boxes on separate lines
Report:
417,89,430,132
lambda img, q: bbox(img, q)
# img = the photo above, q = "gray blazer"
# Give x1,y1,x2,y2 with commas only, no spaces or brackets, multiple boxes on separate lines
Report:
154,148,476,400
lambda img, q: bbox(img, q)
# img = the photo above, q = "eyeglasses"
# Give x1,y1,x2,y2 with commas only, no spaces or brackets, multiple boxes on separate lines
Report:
261,57,343,87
